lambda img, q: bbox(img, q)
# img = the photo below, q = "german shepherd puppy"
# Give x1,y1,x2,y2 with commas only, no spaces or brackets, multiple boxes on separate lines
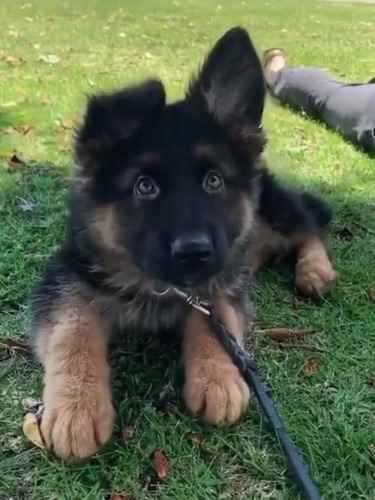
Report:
30,27,336,460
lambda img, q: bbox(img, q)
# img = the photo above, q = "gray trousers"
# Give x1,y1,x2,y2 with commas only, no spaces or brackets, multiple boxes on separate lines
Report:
272,67,375,153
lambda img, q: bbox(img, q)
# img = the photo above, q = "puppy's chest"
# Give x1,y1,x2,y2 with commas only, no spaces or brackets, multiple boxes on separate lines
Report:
112,293,189,334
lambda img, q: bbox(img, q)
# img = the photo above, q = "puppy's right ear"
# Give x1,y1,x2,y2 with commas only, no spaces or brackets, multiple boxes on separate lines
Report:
75,79,165,172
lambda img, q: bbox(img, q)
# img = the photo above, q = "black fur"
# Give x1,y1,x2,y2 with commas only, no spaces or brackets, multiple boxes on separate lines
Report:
31,27,332,344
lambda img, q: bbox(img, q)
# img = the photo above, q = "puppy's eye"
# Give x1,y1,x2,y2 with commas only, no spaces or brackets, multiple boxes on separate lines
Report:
203,171,224,193
134,176,160,200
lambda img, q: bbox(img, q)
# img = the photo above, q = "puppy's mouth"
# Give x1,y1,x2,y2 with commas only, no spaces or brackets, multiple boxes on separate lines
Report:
168,261,224,288
147,264,219,290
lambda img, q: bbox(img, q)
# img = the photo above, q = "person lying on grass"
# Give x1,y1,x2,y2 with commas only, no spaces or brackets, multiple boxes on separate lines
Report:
263,48,375,154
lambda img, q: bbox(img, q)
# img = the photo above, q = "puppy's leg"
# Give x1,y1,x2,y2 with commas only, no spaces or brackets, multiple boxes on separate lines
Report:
254,171,336,297
35,296,115,460
183,296,250,425
295,235,336,297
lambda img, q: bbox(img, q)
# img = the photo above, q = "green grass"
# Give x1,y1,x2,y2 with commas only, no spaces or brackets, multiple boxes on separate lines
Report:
1,0,375,499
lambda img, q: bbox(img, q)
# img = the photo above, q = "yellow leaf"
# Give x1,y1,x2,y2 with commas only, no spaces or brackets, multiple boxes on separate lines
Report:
22,412,45,449
0,150,13,158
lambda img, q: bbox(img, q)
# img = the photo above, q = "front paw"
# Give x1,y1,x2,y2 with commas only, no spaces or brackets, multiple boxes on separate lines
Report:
184,360,250,425
295,254,336,297
41,383,115,460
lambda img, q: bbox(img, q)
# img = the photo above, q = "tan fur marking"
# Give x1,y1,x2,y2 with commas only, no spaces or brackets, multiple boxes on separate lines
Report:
40,300,115,460
247,217,291,270
248,218,336,297
92,206,124,254
119,166,141,191
239,195,255,239
194,143,235,178
135,152,162,165
119,152,162,190
295,236,336,297
183,297,250,426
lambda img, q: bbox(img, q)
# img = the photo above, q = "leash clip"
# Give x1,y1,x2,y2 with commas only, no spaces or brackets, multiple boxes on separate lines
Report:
171,287,211,316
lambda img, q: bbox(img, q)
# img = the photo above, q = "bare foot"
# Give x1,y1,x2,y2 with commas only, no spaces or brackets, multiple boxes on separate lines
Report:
262,48,287,87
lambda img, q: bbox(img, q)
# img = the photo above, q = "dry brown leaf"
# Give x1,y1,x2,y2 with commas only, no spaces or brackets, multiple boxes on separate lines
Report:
122,426,136,441
156,400,177,416
293,296,304,310
0,338,31,355
109,495,132,500
22,412,45,449
4,55,25,67
186,431,204,446
154,450,169,480
20,125,34,136
255,327,317,341
7,153,25,169
61,118,77,130
368,288,375,303
303,358,320,377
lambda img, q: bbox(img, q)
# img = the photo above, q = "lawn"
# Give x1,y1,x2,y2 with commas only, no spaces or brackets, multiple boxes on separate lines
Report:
1,0,375,499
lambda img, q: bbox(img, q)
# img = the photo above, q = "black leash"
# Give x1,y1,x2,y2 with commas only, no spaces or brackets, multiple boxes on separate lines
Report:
172,288,321,500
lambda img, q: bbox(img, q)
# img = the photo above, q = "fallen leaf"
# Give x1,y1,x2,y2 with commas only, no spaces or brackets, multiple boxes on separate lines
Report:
61,118,77,130
109,495,132,500
0,149,14,158
7,153,25,169
20,125,34,136
154,450,169,480
303,358,320,377
4,55,25,67
368,288,375,303
122,426,136,441
255,327,317,341
19,198,37,212
156,400,177,416
186,431,204,446
22,412,45,449
0,338,31,355
293,296,304,310
38,54,60,64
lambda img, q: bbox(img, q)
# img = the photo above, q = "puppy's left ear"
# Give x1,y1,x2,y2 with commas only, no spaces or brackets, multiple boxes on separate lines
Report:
187,27,266,152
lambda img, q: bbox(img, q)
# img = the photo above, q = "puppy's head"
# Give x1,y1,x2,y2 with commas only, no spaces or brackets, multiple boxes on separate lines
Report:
75,27,266,287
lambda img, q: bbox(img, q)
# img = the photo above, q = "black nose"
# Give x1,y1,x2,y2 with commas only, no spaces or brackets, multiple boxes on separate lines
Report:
171,232,213,264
